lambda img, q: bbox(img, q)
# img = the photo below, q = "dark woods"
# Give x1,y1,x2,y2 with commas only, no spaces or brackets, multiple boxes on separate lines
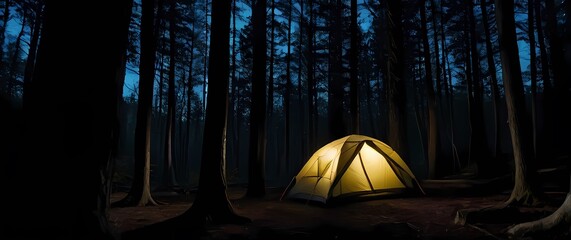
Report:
1,0,570,239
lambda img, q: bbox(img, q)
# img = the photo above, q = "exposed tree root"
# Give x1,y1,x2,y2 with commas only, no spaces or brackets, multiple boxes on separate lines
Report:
110,193,160,207
504,188,543,208
454,204,520,226
506,193,571,239
455,186,544,226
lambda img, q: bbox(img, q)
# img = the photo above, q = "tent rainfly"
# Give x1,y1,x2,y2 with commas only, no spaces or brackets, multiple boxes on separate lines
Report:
282,134,424,203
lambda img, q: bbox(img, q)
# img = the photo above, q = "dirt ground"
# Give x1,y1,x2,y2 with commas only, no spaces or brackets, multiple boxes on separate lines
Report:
109,184,569,240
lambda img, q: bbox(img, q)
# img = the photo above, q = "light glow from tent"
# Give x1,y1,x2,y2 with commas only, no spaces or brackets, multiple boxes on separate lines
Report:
285,135,421,203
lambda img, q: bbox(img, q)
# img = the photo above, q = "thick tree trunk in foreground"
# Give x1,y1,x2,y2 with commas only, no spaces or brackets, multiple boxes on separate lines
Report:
6,1,132,239
181,0,250,225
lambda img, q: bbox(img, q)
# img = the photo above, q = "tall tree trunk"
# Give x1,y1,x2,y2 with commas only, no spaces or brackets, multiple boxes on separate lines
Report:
439,2,448,98
268,0,275,116
156,0,167,160
420,0,439,179
495,0,540,206
161,0,179,190
114,0,160,207
440,24,454,99
386,0,407,159
545,0,565,90
431,0,446,175
375,3,388,141
463,17,475,168
364,52,378,136
468,0,491,177
185,2,196,181
349,0,359,134
328,0,346,140
462,3,486,175
480,0,501,159
443,15,452,98
534,1,555,161
202,0,209,118
155,52,163,111
246,0,267,198
528,0,538,158
412,42,427,165
268,0,277,175
14,1,132,238
545,0,571,155
307,0,316,152
285,0,292,173
158,24,166,116
231,0,239,171
439,2,458,172
22,3,43,117
298,0,306,162
0,0,10,95
181,0,250,224
178,71,188,182
535,0,554,159
430,0,441,98
535,0,550,91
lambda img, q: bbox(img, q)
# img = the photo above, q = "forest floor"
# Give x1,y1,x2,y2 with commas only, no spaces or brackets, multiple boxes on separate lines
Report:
109,176,569,240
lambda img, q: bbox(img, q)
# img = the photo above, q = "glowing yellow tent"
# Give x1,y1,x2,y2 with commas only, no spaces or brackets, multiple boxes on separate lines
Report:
282,134,423,203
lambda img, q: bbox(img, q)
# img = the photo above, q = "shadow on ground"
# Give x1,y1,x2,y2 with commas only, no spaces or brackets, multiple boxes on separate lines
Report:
112,174,568,240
